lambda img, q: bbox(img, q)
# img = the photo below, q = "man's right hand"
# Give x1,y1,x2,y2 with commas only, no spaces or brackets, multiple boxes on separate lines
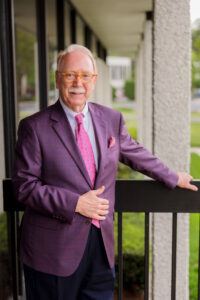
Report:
75,186,109,220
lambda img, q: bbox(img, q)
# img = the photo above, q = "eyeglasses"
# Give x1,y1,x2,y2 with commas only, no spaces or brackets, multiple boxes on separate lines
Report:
57,71,97,82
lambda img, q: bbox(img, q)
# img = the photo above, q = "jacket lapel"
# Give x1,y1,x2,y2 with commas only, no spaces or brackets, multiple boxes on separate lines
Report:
89,103,107,188
50,101,93,189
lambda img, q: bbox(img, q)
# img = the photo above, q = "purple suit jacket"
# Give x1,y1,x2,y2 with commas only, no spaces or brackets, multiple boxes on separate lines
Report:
12,100,178,276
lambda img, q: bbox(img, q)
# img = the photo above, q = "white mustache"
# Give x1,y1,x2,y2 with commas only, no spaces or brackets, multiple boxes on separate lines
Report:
69,87,85,94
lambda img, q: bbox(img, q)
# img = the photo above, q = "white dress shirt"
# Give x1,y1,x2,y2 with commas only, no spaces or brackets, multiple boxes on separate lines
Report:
59,98,99,170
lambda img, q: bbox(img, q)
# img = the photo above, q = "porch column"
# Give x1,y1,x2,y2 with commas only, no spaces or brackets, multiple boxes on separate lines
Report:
91,58,112,107
135,17,152,151
152,0,190,299
135,40,144,144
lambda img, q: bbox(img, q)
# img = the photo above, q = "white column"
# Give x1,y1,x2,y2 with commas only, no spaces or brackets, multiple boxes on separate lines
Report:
135,20,152,151
135,41,144,144
142,20,153,151
90,58,112,107
152,0,190,299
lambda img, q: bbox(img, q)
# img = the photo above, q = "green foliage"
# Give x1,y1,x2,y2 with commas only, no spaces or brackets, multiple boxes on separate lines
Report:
0,213,8,253
190,152,200,178
112,87,116,100
189,153,200,300
191,123,200,147
192,19,200,89
189,214,199,300
124,79,135,100
115,254,144,291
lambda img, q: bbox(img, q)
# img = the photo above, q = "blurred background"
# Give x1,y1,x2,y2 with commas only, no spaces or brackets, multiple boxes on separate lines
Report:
1,0,200,299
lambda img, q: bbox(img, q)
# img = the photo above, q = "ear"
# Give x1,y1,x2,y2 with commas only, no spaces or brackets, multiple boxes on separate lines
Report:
93,74,98,85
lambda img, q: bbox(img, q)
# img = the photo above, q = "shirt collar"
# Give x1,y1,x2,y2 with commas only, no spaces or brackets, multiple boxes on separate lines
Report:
59,97,88,118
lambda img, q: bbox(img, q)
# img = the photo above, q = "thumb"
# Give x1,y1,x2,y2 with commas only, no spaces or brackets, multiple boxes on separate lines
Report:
94,186,105,196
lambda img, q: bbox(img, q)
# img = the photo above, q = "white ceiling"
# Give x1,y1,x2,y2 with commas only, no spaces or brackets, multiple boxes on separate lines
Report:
71,0,152,57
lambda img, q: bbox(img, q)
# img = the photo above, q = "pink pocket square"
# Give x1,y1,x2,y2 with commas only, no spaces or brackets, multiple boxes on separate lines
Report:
108,136,116,148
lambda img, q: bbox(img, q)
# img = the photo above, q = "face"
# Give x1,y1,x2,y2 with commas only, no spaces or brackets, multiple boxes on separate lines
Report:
56,51,97,112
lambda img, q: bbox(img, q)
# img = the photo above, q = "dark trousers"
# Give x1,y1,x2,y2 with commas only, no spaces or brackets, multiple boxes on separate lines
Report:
23,225,115,300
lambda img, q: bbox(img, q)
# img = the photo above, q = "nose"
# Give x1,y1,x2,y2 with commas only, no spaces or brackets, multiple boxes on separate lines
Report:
73,75,82,86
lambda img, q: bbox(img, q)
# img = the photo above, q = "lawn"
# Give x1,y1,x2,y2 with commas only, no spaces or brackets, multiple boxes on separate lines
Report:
191,123,200,147
191,111,200,118
189,153,200,300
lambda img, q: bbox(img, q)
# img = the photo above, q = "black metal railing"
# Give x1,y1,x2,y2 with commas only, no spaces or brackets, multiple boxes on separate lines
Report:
3,179,200,300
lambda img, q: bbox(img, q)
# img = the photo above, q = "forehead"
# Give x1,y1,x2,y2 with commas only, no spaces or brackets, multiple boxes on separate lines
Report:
60,51,94,72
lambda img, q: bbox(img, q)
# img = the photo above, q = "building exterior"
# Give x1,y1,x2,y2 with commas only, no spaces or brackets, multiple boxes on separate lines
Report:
0,0,192,299
107,56,132,98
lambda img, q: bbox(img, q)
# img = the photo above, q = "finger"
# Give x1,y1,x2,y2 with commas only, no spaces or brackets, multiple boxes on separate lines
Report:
98,198,109,205
94,186,105,196
99,203,109,210
96,202,109,210
187,183,198,191
97,209,109,216
93,214,106,220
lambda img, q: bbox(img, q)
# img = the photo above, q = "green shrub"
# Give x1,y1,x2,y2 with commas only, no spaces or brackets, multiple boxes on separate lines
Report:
115,253,144,291
112,87,116,100
124,79,134,100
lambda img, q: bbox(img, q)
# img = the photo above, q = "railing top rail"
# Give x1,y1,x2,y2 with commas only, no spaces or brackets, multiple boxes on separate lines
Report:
115,180,200,212
3,179,200,213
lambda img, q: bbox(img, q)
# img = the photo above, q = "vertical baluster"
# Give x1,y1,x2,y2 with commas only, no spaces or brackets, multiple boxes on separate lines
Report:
118,212,123,300
197,214,200,300
171,213,177,300
144,213,149,300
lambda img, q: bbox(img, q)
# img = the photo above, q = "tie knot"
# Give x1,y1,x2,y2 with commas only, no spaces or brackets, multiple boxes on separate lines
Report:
75,113,84,125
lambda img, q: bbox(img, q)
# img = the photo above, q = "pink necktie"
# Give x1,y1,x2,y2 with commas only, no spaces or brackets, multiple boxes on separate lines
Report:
75,114,100,228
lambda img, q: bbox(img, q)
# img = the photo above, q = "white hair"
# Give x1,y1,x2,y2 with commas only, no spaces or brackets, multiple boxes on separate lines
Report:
57,44,97,73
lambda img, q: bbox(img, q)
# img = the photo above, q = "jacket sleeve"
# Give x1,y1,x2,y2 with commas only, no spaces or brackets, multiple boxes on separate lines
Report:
118,113,178,189
12,119,79,223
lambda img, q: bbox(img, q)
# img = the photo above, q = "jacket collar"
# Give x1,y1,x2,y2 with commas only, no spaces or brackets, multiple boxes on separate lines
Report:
50,100,107,188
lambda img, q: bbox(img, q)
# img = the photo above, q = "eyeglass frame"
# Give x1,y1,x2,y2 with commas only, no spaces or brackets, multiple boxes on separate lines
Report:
57,70,98,82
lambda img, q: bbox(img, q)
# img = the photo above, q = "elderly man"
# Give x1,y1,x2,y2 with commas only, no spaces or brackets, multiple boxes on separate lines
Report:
12,44,197,300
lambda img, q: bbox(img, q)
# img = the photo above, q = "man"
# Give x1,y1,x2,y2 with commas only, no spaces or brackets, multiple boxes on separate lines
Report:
12,44,197,300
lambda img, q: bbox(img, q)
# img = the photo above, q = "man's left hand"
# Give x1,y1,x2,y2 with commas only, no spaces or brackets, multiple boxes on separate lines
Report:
177,172,198,191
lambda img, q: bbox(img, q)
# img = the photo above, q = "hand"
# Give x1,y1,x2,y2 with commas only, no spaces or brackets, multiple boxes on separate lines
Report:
75,186,109,220
177,172,198,191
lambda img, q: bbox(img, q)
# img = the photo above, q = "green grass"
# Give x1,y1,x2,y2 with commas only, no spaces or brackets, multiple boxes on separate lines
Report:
191,112,200,118
113,107,136,115
189,153,200,300
191,123,200,147
189,213,199,300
